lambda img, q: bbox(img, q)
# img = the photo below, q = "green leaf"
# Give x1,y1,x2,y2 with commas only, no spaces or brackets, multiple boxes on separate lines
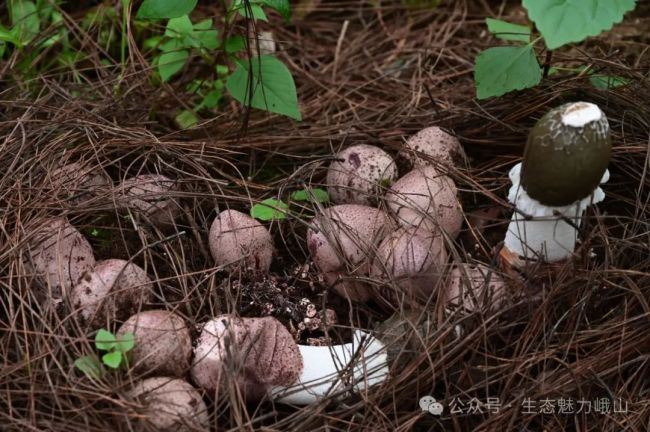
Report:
10,0,40,44
137,0,198,19
193,18,212,30
158,38,184,52
474,45,542,99
143,35,163,50
158,49,189,81
200,88,222,109
589,74,630,90
251,198,289,221
189,29,219,49
116,332,135,353
233,1,268,21
0,24,21,45
175,110,198,128
215,64,229,76
290,188,329,203
227,55,302,120
485,18,530,43
260,0,292,21
102,351,123,369
523,0,637,50
74,355,104,379
225,35,246,53
165,15,193,38
94,329,117,351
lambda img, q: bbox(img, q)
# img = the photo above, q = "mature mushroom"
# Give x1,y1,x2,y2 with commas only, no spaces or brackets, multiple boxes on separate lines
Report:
326,144,398,205
208,209,274,273
444,263,507,312
70,259,154,328
307,204,395,301
118,174,181,228
191,315,302,401
399,126,467,169
270,329,389,405
370,226,447,303
116,310,192,377
502,102,611,267
386,165,463,239
126,377,209,432
27,217,96,303
45,161,110,204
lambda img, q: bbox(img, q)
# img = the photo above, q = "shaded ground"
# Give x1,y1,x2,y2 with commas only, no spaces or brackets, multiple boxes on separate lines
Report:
1,1,649,431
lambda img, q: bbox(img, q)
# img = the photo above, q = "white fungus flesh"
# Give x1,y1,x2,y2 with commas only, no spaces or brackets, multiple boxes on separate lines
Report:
191,315,302,401
28,217,96,302
371,226,447,303
117,310,192,377
70,259,154,328
127,377,209,432
307,205,396,302
399,126,467,169
386,165,463,239
326,144,398,205
208,209,274,273
118,174,181,228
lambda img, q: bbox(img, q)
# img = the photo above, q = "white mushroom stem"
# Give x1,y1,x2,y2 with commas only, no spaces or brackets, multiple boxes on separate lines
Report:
503,163,609,264
270,330,389,405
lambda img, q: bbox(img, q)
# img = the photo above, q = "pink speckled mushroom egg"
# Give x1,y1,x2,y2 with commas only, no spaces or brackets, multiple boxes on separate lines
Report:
400,126,467,169
326,144,398,205
444,263,507,312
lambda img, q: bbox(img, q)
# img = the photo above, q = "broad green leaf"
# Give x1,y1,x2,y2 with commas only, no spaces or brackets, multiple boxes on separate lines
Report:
193,18,212,30
589,74,630,90
200,89,222,109
260,0,292,21
227,55,302,120
188,29,219,49
0,24,21,45
116,332,135,353
165,15,193,38
523,0,637,50
102,351,123,369
137,0,197,19
74,355,104,379
143,35,163,50
159,38,184,52
225,35,246,53
251,198,289,221
474,45,542,99
290,188,329,203
158,49,189,81
216,64,229,76
95,329,117,351
10,0,40,44
233,1,268,21
485,18,530,43
175,110,198,128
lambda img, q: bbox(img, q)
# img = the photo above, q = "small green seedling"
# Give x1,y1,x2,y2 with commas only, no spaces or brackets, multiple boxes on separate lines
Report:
474,0,637,99
250,188,329,221
74,328,135,378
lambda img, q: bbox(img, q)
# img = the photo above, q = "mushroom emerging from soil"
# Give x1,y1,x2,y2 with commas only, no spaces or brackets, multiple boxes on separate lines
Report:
370,226,447,303
208,209,274,273
307,204,395,301
27,217,96,303
399,126,467,169
118,174,181,228
70,259,154,328
386,165,463,239
502,102,611,267
270,329,389,405
191,315,303,401
46,161,110,204
444,263,507,312
127,377,209,432
117,310,192,377
326,144,398,205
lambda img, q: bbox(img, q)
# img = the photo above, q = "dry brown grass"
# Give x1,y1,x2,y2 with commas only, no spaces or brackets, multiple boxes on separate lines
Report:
1,1,649,431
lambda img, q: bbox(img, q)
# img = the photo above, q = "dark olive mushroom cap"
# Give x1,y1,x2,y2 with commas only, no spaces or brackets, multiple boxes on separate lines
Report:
521,102,611,206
